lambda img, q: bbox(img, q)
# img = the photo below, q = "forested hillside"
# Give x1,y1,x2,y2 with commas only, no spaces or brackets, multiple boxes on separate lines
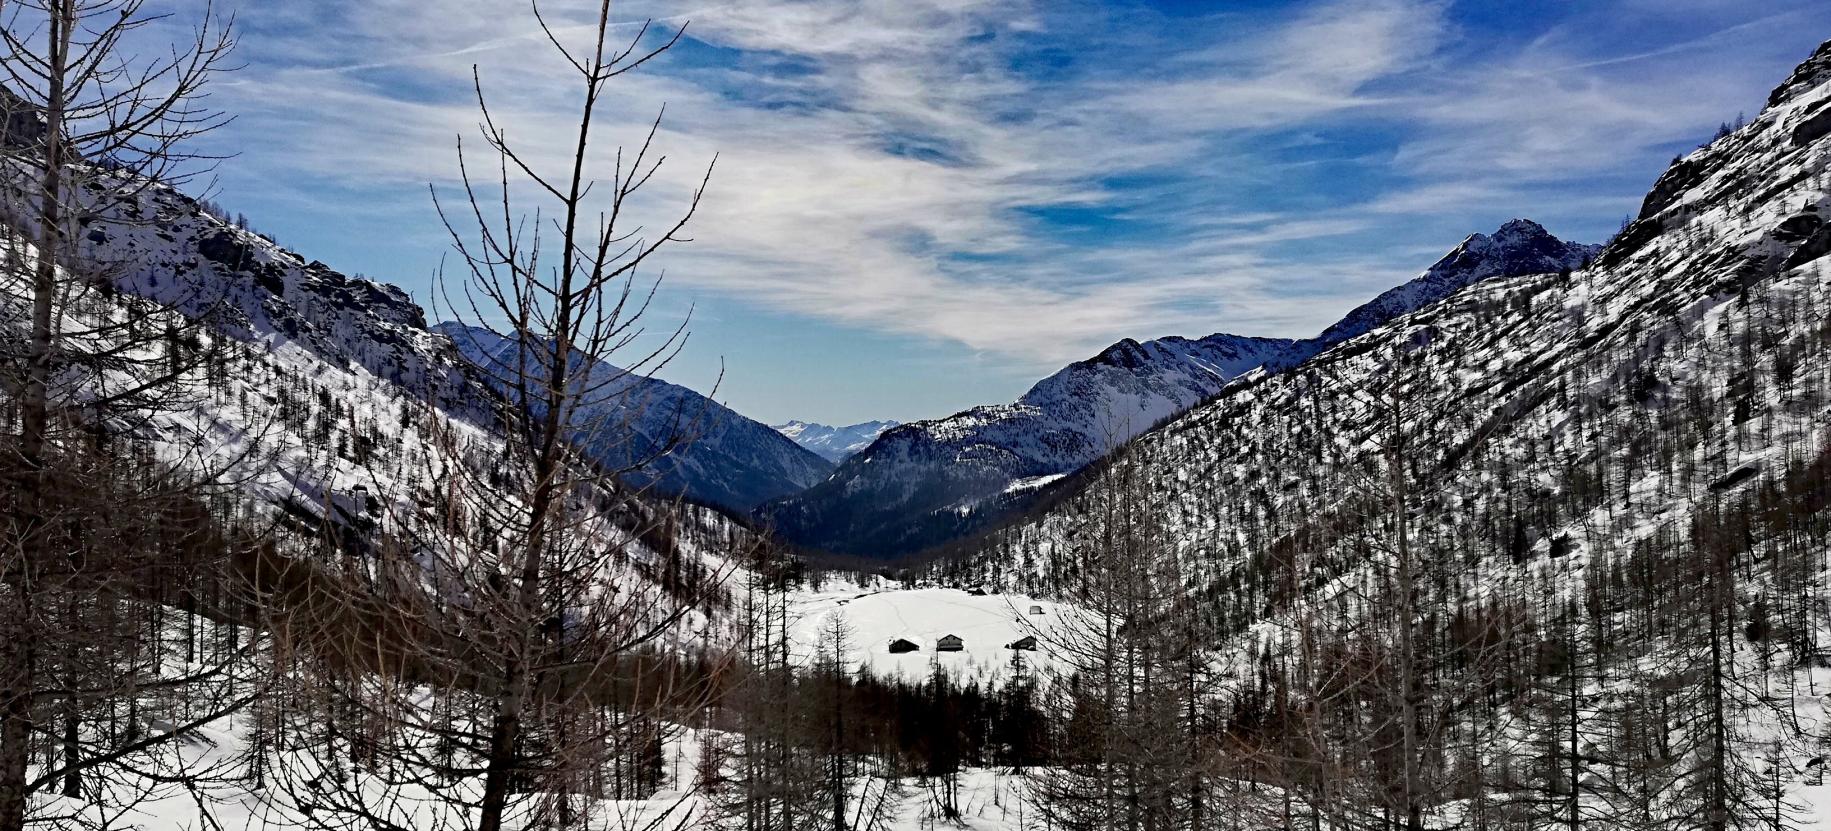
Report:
768,220,1595,560
928,35,1831,831
7,2,1831,830
440,322,833,512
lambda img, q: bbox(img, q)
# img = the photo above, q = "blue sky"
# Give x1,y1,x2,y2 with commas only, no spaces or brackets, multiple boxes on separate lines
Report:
181,0,1830,426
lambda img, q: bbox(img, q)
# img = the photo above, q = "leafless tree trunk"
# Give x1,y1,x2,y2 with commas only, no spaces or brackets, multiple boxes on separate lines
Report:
1029,442,1212,831
0,2,238,829
258,4,732,830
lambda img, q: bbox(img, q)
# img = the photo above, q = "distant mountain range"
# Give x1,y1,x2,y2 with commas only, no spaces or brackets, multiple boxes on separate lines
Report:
761,219,1599,558
437,323,833,512
774,420,901,462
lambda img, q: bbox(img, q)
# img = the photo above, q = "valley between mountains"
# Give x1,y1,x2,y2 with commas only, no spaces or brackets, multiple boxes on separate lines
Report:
6,8,1831,830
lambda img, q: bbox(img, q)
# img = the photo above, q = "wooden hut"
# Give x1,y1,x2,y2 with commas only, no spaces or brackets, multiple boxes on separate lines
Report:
1006,635,1038,651
936,634,964,652
888,638,920,654
1029,605,1045,615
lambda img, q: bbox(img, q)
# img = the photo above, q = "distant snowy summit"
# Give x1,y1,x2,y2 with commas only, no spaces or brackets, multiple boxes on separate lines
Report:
774,419,901,463
762,218,1599,559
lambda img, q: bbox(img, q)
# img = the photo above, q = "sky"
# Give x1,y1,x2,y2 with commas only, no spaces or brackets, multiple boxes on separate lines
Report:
160,0,1831,426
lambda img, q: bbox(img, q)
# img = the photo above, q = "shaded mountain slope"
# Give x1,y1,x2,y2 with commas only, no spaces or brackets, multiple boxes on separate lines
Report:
437,322,833,511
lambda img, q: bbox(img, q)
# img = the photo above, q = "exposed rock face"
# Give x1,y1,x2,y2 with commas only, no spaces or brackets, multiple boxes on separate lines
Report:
1793,101,1831,148
1768,38,1831,108
1610,40,1831,271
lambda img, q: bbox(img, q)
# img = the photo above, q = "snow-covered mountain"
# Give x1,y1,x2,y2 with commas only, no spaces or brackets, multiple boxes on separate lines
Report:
899,43,1831,829
773,419,900,462
438,322,833,511
761,333,1302,556
1279,218,1600,367
763,220,1597,558
0,151,754,622
942,36,1831,624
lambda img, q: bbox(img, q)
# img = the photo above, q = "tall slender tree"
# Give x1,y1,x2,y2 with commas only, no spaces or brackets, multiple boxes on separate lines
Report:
261,4,727,830
0,3,239,829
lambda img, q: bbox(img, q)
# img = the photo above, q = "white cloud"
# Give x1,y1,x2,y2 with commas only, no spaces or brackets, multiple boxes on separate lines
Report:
197,0,1823,374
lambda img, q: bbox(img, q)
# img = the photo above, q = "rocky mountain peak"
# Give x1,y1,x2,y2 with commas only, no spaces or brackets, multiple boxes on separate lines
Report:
1437,218,1587,274
1767,38,1831,109
1312,219,1596,349
1494,217,1548,234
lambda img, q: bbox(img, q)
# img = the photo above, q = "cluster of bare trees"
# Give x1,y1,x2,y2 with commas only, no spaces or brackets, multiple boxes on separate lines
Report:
0,2,254,829
0,2,753,830
1026,446,1220,831
0,1,1006,828
236,4,749,831
965,252,1831,830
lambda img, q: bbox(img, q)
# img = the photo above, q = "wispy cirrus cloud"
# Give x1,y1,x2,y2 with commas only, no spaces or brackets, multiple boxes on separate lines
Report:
212,0,1456,363
178,0,1831,420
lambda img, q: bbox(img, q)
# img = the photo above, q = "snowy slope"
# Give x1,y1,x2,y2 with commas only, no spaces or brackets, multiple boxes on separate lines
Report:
0,156,753,635
0,127,821,516
960,41,1831,586
438,322,833,511
765,220,1595,559
903,42,1831,825
946,34,1831,682
773,419,900,462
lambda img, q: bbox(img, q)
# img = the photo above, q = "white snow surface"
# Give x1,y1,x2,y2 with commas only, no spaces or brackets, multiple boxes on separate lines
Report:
787,584,1075,683
31,705,1049,831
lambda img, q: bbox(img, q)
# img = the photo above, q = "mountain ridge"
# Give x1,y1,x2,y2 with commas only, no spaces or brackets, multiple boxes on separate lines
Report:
940,36,1831,599
774,419,901,463
763,217,1598,558
437,322,834,512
